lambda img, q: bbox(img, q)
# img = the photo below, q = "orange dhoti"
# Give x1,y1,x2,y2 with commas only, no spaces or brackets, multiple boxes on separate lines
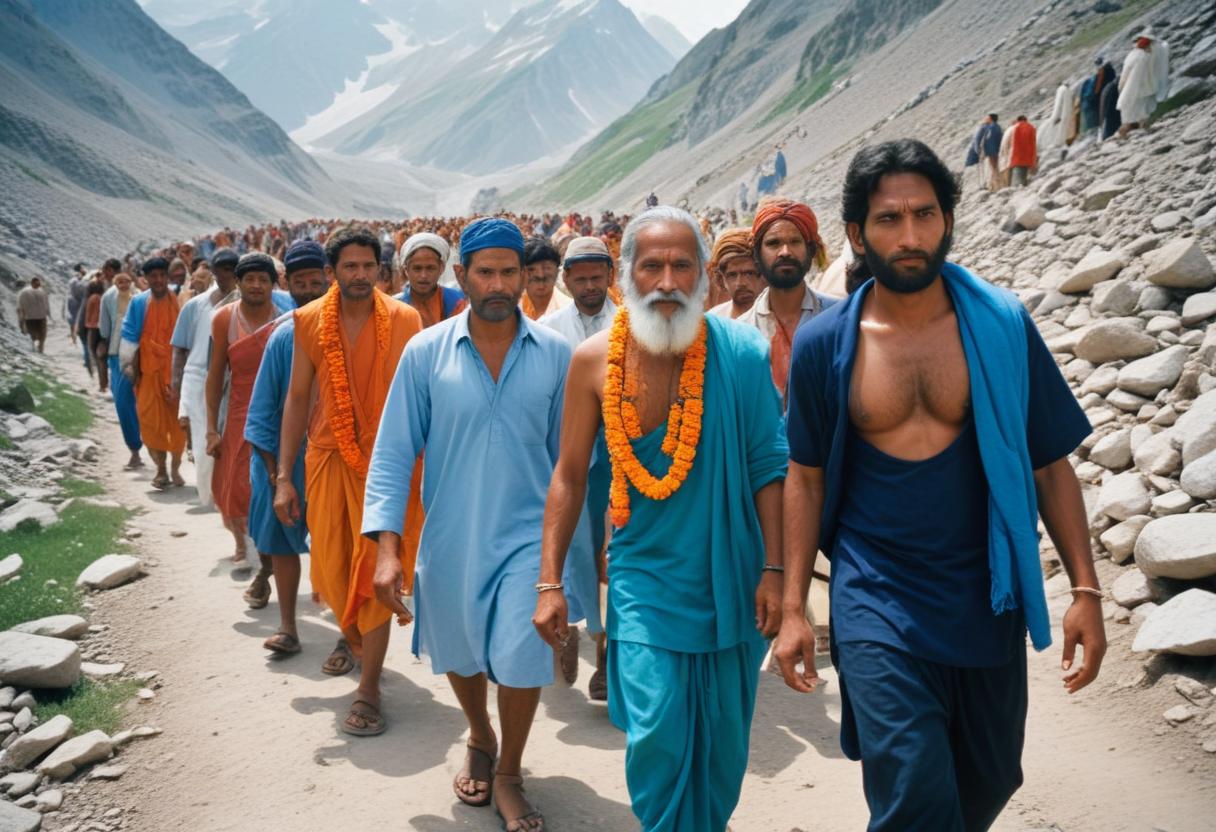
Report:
136,295,186,454
296,288,424,646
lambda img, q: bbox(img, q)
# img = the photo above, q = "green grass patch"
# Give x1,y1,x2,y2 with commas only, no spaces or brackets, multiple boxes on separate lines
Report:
58,477,106,498
35,679,141,735
0,435,13,451
760,63,846,127
1063,0,1163,51
23,372,93,438
0,502,131,631
540,82,699,205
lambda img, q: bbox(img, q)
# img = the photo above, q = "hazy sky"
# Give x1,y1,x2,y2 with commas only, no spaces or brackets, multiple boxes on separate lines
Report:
621,0,750,43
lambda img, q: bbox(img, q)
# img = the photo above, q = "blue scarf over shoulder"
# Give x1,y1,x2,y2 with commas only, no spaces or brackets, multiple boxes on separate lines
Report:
819,263,1051,650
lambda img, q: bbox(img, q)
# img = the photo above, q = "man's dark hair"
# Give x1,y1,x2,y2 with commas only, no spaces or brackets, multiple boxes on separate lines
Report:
523,236,560,267
842,139,961,292
1016,115,1028,121
842,139,960,228
191,255,206,270
324,224,381,267
988,113,999,122
104,258,122,271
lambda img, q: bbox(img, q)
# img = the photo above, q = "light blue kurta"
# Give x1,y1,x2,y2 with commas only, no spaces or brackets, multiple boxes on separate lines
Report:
244,315,308,555
362,310,598,688
605,314,788,832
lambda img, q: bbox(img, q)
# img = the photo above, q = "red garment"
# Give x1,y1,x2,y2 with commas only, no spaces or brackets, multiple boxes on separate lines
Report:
211,308,273,521
1009,121,1038,169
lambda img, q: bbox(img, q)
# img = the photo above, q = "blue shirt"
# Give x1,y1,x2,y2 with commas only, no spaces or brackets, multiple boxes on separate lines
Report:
244,315,307,554
361,310,598,682
607,316,788,654
786,281,1091,665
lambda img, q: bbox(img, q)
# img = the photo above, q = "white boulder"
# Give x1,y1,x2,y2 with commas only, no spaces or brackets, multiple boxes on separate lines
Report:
1134,514,1216,580
0,632,81,689
76,555,142,591
1132,589,1216,656
1142,238,1216,289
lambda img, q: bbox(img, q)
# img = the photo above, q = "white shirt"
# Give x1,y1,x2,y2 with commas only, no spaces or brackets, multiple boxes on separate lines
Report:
539,297,617,350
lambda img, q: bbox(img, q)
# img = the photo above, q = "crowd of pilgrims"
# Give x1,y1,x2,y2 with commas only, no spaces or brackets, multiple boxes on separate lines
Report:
53,137,1107,832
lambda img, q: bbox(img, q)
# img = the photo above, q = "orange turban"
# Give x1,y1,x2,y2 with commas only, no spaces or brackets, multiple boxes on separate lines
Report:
709,228,753,273
752,198,829,271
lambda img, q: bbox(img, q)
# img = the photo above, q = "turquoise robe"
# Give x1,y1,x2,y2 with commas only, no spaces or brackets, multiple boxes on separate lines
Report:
606,314,788,831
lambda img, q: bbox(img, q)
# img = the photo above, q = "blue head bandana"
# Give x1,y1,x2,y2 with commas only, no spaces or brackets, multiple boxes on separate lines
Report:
284,240,326,275
459,218,525,268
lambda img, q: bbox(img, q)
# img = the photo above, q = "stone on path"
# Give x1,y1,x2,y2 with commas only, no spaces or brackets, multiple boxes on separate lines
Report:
80,662,124,679
1163,704,1200,725
1143,238,1216,289
1111,569,1153,608
1073,318,1158,364
1088,428,1132,470
32,789,61,812
1094,472,1152,521
110,726,160,748
1116,345,1189,397
1135,514,1216,580
0,555,21,583
1011,192,1046,229
0,800,42,832
9,616,88,641
0,501,59,534
0,632,81,689
1180,450,1216,500
0,715,72,772
1151,490,1195,515
0,772,40,797
75,555,142,591
1081,175,1132,210
1173,389,1216,466
1132,589,1216,656
1181,292,1216,325
1099,515,1152,564
1058,248,1124,293
89,764,126,781
1132,430,1181,477
35,730,112,780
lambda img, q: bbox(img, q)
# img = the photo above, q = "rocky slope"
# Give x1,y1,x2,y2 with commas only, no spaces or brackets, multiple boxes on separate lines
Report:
939,26,1216,752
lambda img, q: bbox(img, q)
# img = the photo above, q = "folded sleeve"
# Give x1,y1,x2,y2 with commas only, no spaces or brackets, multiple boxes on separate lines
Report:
785,323,831,468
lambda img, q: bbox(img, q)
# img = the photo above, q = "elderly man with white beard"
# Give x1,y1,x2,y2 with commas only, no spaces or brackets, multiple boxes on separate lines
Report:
533,206,789,832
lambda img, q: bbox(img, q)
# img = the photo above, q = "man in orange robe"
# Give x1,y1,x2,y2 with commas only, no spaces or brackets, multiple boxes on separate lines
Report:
205,253,290,608
119,257,186,490
1008,115,1038,188
275,225,422,737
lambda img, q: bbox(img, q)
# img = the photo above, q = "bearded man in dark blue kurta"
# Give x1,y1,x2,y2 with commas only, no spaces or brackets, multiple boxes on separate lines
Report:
533,206,788,832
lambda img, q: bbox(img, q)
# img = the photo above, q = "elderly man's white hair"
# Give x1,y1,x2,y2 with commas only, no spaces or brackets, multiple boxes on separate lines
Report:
618,205,711,296
618,205,711,355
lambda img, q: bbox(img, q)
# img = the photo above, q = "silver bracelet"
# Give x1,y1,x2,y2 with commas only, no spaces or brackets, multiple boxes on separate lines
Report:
762,565,785,574
1069,586,1102,599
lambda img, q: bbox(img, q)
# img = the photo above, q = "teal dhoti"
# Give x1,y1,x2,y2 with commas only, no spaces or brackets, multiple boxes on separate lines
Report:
608,638,765,832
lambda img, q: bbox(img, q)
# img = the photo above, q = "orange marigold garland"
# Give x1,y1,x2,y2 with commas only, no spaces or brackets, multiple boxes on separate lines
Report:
602,306,707,527
317,284,391,476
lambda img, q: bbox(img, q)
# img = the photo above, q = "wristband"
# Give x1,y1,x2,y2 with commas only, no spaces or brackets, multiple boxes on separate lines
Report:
762,565,785,574
535,582,564,593
1069,587,1102,599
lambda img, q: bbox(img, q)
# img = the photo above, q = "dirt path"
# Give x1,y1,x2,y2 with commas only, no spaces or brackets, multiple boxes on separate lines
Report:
47,335,1216,832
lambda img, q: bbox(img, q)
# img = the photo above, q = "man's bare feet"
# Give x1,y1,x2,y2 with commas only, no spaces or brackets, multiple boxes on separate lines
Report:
494,774,543,831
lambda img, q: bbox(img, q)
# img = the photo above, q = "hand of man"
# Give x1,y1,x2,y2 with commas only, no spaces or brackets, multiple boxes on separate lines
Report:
372,544,413,626
273,480,300,527
532,591,569,649
1061,594,1106,694
772,616,820,694
754,571,783,638
205,430,222,458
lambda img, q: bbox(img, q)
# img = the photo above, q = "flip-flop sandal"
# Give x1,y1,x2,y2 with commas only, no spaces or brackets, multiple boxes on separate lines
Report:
341,699,386,737
493,774,543,831
454,743,497,807
170,475,185,487
263,631,301,655
150,476,170,490
243,573,272,609
321,640,356,676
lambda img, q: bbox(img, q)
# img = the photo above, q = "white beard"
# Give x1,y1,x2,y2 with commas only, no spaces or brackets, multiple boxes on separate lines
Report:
622,274,708,356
